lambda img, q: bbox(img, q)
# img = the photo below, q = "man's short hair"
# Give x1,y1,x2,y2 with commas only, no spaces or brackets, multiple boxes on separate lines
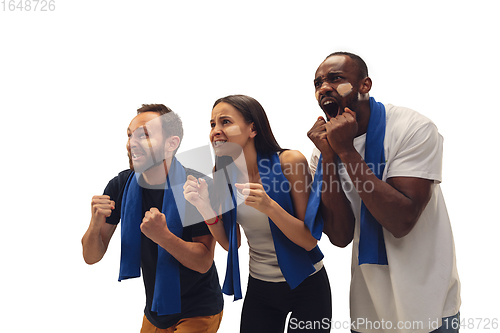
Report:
137,104,184,154
326,51,369,80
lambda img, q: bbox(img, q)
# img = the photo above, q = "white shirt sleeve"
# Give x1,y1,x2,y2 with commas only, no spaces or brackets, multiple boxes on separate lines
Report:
384,107,444,183
309,147,321,176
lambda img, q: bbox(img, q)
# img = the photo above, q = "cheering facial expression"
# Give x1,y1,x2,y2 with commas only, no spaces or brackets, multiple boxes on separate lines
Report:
314,55,361,120
126,112,165,173
210,102,256,158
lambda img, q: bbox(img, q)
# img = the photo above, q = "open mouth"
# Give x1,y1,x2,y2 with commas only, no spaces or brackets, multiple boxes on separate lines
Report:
321,99,340,119
131,150,145,160
213,140,227,148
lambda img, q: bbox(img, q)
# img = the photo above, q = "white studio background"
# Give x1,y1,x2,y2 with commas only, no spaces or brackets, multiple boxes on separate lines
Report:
0,1,498,332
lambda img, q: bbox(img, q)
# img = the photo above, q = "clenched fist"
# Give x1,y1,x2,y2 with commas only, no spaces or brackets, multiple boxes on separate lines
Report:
307,116,334,156
140,207,169,244
235,183,274,215
325,107,358,156
90,195,115,229
183,175,214,219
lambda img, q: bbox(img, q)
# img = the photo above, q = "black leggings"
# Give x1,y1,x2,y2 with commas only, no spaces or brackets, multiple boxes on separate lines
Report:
240,266,332,333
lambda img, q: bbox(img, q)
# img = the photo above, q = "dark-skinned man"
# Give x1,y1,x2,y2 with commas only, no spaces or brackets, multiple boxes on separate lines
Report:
308,52,460,333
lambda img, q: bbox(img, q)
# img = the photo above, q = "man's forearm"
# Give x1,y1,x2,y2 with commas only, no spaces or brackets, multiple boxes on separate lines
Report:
81,223,107,265
155,231,214,274
320,153,355,247
338,150,430,238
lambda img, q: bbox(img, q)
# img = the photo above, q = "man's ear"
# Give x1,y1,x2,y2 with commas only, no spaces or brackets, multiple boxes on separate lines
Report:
359,76,372,95
165,136,181,153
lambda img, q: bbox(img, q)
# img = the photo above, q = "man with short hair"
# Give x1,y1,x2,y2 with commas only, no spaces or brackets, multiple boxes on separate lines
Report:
82,104,223,332
308,52,460,333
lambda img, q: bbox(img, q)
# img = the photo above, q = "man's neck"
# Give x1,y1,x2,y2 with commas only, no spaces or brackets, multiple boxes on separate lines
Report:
355,97,371,137
142,158,172,186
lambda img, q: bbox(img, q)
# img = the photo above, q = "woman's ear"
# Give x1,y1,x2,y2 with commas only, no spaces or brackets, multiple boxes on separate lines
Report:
249,123,257,139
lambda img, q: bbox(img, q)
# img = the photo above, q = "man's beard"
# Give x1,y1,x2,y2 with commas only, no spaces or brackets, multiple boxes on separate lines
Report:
127,148,165,173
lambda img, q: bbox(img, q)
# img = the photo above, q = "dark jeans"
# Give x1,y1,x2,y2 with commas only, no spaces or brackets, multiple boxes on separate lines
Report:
240,267,332,333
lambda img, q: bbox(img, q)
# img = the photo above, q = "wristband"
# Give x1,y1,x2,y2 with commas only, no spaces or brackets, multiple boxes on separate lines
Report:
205,212,219,226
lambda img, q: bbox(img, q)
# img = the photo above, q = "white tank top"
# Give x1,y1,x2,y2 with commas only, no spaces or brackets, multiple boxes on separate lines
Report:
236,189,323,283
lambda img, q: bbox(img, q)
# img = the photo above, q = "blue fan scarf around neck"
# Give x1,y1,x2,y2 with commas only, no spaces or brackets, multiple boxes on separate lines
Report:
221,151,324,300
358,97,388,265
119,157,186,315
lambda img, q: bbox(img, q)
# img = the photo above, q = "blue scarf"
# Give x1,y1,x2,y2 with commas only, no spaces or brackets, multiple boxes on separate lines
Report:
304,153,324,240
119,157,186,315
358,97,388,265
221,152,324,300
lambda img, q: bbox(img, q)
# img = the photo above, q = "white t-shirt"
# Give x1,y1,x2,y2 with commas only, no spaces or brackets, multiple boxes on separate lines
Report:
310,104,460,333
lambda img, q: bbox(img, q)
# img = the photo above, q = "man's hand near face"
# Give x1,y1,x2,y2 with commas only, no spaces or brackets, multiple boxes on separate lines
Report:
325,107,358,158
307,116,335,158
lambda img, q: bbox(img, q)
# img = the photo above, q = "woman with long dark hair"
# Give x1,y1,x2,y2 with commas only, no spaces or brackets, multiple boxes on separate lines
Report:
184,95,331,332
